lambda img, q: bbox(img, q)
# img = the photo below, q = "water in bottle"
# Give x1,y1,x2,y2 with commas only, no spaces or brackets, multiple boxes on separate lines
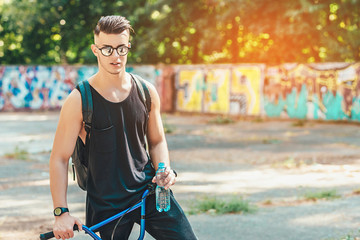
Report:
155,162,171,212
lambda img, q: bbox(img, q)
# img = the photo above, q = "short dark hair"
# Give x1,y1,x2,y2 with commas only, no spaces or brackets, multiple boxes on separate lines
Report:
94,15,134,35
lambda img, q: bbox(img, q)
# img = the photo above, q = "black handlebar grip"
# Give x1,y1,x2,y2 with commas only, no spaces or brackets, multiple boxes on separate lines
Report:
40,225,79,240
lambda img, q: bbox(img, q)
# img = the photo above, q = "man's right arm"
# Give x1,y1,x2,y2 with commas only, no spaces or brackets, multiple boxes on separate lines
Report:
49,89,84,239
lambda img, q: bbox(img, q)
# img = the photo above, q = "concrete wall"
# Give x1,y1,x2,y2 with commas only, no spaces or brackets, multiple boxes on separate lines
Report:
1,63,359,121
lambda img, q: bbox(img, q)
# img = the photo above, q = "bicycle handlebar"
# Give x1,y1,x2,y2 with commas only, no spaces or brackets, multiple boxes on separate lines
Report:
39,225,79,240
40,183,156,240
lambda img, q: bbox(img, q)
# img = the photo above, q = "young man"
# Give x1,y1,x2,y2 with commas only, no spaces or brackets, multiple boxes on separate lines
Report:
49,15,197,240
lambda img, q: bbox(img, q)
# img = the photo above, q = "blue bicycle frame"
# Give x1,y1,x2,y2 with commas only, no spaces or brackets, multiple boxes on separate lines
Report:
84,188,150,240
40,184,154,240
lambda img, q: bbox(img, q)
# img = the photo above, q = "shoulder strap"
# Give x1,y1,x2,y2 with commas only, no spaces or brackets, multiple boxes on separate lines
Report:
78,80,93,132
130,73,152,112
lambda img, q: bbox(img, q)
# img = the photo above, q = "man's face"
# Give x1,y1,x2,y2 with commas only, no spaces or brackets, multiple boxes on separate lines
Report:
93,30,130,75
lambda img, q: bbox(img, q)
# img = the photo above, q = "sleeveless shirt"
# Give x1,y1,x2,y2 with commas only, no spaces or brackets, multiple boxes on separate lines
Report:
81,78,155,227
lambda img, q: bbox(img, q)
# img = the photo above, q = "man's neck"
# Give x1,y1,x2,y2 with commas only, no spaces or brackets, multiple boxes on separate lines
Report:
95,69,129,89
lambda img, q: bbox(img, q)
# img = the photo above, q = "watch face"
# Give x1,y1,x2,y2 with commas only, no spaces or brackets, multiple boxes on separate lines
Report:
54,208,62,216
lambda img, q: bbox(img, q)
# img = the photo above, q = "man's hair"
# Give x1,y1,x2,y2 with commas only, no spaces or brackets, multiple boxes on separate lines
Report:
94,15,134,35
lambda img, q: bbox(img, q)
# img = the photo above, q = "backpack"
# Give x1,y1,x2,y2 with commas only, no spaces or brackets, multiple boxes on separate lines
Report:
71,73,152,191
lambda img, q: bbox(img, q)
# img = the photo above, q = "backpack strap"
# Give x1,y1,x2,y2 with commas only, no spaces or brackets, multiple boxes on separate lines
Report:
78,80,93,131
130,73,152,113
73,80,93,181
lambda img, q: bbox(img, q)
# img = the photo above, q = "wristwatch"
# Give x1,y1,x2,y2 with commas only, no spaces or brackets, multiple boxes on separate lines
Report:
53,207,69,216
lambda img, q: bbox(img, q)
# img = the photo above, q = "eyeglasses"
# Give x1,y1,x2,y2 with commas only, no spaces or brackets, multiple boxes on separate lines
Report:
95,43,131,57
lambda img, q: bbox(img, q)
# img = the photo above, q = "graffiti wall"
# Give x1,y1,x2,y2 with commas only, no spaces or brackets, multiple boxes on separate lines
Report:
1,62,360,122
0,65,167,111
0,66,76,110
230,66,263,115
263,63,360,121
176,65,263,115
176,68,204,112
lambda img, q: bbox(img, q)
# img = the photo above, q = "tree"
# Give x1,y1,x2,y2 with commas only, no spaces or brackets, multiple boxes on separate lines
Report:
1,0,359,65
0,0,149,64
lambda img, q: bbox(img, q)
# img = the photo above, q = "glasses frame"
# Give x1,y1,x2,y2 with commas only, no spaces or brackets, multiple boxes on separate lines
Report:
95,43,131,57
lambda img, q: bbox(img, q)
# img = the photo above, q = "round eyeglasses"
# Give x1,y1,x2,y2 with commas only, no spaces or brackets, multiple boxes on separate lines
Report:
95,43,131,57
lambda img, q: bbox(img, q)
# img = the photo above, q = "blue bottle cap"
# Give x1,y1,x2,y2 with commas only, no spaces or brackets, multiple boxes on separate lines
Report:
158,162,165,168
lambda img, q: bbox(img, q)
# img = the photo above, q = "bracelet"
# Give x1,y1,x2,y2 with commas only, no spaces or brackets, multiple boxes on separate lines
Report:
172,169,178,177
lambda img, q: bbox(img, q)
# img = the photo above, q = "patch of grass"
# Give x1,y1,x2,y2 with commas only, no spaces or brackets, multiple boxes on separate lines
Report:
162,114,175,134
189,196,257,215
281,157,298,168
208,115,234,125
272,157,302,169
271,157,317,169
251,116,264,123
292,119,306,127
303,189,341,201
4,146,29,161
262,138,281,144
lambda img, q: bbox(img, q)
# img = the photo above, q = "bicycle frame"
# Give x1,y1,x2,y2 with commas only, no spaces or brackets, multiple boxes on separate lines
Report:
84,188,150,240
40,185,153,240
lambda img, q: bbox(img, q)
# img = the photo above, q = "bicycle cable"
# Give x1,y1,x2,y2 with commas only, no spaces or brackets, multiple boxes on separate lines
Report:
111,198,142,240
110,184,156,240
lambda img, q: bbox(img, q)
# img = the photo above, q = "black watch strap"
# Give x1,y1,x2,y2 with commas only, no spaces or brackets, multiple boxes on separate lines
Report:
53,207,69,216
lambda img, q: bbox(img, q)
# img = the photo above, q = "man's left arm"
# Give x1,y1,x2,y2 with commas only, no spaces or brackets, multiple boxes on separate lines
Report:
146,82,176,189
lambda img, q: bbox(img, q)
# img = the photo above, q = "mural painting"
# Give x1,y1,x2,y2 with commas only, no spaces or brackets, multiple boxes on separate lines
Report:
263,63,360,121
1,62,360,123
0,65,161,111
203,68,230,114
176,69,203,112
176,65,262,115
0,66,75,111
230,66,263,116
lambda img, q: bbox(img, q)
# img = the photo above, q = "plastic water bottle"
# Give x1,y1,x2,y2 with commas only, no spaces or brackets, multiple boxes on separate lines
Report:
155,162,171,212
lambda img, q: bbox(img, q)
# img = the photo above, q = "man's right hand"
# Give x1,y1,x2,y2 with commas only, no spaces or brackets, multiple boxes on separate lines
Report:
53,213,83,240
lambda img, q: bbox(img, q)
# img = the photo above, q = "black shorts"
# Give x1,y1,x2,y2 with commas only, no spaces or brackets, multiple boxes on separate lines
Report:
98,191,197,240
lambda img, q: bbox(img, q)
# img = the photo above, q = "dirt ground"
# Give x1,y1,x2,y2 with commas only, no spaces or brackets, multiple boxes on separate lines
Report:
0,112,360,240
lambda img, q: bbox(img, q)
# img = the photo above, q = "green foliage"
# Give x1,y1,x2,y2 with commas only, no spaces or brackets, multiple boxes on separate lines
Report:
303,189,341,201
162,114,175,133
189,195,257,215
208,115,234,124
4,146,29,161
1,0,359,64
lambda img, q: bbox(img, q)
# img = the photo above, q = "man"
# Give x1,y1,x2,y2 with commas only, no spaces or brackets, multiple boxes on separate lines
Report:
49,15,197,240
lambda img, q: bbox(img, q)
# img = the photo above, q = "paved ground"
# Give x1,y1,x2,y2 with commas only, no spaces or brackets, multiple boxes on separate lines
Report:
0,112,360,240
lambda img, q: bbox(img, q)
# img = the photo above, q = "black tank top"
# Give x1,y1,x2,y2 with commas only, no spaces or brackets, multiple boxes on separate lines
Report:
82,78,155,227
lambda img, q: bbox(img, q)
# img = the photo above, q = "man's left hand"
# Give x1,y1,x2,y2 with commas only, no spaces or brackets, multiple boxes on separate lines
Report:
152,166,177,190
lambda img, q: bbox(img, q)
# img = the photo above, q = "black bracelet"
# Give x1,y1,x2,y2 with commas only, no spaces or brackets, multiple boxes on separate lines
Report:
172,169,178,177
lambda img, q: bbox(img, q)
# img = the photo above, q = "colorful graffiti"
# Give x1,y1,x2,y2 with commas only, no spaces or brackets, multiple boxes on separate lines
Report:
176,69,203,112
263,63,360,121
0,65,162,111
204,68,230,114
1,63,360,122
0,66,76,110
176,65,263,115
230,66,263,115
